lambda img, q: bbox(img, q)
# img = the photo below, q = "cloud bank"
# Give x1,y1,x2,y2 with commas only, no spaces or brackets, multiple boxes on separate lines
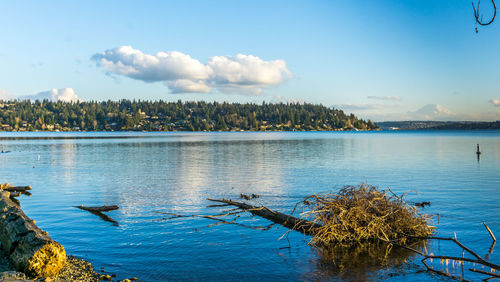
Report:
406,104,456,120
92,46,293,95
490,98,500,106
20,88,81,103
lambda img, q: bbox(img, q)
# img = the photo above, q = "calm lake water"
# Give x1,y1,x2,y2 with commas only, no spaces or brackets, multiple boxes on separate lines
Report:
0,131,499,281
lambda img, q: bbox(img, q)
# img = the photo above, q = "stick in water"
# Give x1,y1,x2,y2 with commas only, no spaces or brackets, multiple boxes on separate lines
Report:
483,221,497,242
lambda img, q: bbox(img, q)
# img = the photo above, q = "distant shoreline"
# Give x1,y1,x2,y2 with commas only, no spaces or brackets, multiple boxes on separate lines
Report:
376,121,500,130
0,127,499,135
0,125,499,134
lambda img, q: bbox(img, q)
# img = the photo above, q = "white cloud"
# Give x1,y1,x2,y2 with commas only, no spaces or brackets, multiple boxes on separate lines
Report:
0,89,14,101
20,88,81,103
367,95,402,101
490,98,500,106
208,54,292,90
92,46,211,83
406,104,456,120
165,79,211,94
92,46,293,95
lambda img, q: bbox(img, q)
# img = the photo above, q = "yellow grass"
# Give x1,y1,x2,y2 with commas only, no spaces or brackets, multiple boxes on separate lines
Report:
296,184,434,246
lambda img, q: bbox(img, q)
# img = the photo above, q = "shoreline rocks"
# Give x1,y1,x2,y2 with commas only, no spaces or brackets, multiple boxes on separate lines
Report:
1,255,101,282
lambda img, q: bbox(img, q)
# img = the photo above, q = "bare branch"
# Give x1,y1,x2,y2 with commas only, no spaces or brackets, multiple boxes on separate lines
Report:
469,268,500,278
483,221,497,242
473,0,497,26
153,210,275,231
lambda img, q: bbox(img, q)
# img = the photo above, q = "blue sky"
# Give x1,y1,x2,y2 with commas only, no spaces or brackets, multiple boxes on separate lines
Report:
0,0,499,121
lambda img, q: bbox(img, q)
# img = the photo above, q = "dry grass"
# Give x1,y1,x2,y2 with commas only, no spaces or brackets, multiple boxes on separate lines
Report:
295,184,434,246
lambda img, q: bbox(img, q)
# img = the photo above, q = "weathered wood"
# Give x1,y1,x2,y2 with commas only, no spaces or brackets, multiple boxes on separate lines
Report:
206,198,321,235
469,268,500,278
0,191,66,277
483,221,497,242
75,205,119,226
3,186,32,193
414,201,431,207
7,192,21,198
87,211,119,226
76,205,119,212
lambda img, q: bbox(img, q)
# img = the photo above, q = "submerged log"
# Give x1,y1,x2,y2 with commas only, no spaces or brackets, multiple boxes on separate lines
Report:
206,198,321,235
76,205,119,212
75,205,119,226
207,188,500,280
0,191,66,278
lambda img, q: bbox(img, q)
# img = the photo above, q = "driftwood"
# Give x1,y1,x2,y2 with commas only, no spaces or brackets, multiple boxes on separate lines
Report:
206,197,500,280
469,268,500,278
381,234,500,280
206,198,321,235
3,186,32,193
76,205,119,212
153,211,275,231
75,205,119,226
483,221,497,242
7,192,21,198
414,201,431,207
0,191,66,278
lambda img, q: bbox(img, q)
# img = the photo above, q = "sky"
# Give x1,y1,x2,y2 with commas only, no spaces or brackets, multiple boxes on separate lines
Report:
0,0,499,121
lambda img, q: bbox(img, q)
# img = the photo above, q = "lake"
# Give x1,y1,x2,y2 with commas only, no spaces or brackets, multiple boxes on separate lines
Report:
0,131,499,281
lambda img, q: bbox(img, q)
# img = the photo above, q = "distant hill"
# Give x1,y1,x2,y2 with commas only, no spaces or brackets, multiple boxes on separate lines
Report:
377,121,500,130
0,100,378,132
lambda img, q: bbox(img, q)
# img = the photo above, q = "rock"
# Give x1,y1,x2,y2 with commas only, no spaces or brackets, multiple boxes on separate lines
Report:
52,256,100,281
0,191,66,277
100,274,112,280
0,271,29,281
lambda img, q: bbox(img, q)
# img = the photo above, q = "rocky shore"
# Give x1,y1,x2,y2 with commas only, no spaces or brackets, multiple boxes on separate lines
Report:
0,251,100,281
0,185,138,281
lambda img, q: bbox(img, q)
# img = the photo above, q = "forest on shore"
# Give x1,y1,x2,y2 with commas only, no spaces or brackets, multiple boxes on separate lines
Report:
0,100,378,132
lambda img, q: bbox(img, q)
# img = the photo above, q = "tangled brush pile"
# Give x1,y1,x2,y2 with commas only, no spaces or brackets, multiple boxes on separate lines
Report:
296,184,434,246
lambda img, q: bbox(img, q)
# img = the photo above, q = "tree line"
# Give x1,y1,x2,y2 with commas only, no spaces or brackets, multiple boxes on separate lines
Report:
0,99,378,131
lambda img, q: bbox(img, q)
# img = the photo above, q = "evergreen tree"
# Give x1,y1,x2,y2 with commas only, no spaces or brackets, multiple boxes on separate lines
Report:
0,100,378,132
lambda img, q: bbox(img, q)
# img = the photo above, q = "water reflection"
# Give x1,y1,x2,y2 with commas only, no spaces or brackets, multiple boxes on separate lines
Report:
107,140,289,215
50,142,77,183
309,241,424,280
0,131,498,281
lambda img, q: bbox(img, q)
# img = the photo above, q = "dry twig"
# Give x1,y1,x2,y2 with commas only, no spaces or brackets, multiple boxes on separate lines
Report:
381,234,500,280
473,0,497,32
483,221,497,242
153,211,275,231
